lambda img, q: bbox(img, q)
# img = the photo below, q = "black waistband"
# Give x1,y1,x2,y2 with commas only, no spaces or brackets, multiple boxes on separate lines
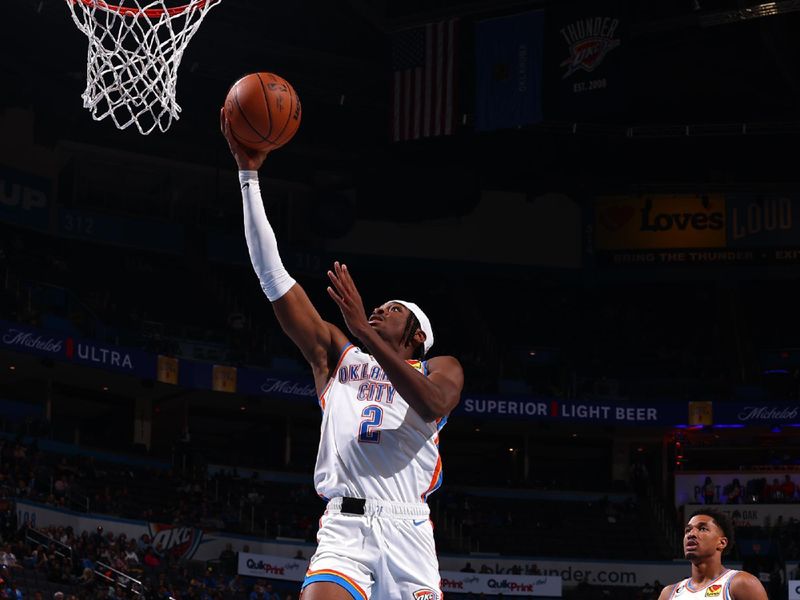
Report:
341,497,366,515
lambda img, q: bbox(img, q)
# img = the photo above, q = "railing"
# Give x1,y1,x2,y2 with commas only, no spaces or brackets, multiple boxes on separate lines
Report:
94,561,145,596
645,483,681,557
66,490,91,513
25,527,72,560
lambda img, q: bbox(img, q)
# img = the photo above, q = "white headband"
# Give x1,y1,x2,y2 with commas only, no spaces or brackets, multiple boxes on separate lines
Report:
388,299,434,355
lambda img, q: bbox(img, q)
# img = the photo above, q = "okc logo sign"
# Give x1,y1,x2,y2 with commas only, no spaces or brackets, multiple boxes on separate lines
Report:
148,524,203,560
559,17,621,78
595,195,727,250
413,589,438,600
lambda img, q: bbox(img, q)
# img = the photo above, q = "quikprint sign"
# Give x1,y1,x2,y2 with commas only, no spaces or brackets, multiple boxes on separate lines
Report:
237,552,309,581
440,573,562,597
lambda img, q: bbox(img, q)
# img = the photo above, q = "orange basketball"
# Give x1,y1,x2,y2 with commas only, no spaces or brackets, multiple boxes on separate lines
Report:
223,72,302,151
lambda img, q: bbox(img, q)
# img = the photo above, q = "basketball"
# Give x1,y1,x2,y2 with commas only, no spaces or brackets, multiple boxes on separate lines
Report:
223,72,302,151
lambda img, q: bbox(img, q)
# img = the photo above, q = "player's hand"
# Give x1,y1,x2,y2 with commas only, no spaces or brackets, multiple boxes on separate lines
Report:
326,262,370,339
220,107,270,171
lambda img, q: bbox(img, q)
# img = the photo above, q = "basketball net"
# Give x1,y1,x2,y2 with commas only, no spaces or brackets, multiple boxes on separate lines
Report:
65,0,220,134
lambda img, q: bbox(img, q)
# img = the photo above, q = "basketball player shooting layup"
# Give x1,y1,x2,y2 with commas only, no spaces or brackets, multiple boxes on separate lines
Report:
220,109,464,600
658,510,768,600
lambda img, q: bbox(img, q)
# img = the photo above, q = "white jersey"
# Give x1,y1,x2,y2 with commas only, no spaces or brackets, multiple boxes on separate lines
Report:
313,344,446,504
668,569,740,600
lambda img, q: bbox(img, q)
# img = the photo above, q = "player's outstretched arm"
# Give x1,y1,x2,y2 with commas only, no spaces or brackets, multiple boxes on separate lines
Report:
327,261,463,421
221,109,348,391
730,572,769,600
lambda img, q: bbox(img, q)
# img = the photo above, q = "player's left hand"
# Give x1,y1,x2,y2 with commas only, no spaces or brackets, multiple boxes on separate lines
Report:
220,107,271,171
326,262,370,339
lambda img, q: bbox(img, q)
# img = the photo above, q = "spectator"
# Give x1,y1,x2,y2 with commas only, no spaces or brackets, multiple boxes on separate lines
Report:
726,478,742,504
781,475,796,501
77,567,94,589
461,562,475,573
227,575,245,594
250,581,267,600
0,545,21,571
265,582,280,600
703,476,716,504
219,542,236,576
767,478,784,502
143,547,161,574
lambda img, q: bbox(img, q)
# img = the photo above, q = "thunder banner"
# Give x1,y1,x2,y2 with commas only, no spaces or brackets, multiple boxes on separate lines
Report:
544,0,628,121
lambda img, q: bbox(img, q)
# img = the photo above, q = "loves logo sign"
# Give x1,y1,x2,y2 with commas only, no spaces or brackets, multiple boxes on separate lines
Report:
705,584,722,597
599,205,635,232
594,195,727,250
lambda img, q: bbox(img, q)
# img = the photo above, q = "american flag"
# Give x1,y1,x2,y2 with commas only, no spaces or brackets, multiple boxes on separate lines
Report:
391,19,459,142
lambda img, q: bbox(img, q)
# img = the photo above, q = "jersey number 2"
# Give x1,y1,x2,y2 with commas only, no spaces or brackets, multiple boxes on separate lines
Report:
358,406,383,444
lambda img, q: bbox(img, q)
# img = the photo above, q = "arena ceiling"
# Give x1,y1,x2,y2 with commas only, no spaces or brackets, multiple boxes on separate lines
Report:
2,0,800,198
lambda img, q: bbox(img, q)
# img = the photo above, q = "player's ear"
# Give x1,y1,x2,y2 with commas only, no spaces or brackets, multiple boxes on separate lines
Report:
414,328,427,349
717,536,728,553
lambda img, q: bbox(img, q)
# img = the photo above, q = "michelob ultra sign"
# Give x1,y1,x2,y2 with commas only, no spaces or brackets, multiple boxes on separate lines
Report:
595,194,726,250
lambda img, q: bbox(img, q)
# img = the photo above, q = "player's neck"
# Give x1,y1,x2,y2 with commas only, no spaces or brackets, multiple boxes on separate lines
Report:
690,559,726,584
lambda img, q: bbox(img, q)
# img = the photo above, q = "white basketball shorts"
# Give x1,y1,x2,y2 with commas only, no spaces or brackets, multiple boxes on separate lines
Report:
301,497,442,600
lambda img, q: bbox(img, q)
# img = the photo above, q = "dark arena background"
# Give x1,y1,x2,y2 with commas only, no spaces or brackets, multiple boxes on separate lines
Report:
2,0,800,599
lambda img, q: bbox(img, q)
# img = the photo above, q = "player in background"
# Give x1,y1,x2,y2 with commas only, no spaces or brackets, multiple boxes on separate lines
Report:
657,510,768,600
221,110,464,600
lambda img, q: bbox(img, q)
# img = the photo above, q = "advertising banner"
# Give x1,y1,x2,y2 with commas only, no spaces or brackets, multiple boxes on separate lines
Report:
711,402,800,426
0,320,156,378
234,554,563,596
674,471,800,507
590,193,800,266
440,572,561,596
237,552,308,581
594,194,726,250
438,556,692,589
237,369,317,401
727,194,800,247
456,395,686,426
789,580,800,600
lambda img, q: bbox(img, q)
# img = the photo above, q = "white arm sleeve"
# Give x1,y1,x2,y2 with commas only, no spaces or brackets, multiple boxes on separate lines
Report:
240,170,296,302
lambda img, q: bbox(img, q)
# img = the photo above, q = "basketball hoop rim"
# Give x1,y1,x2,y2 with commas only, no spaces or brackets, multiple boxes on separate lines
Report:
68,0,217,18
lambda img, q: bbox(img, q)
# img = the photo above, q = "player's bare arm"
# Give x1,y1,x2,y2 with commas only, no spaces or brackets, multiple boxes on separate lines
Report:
221,109,348,392
729,571,769,600
657,585,675,600
326,261,464,421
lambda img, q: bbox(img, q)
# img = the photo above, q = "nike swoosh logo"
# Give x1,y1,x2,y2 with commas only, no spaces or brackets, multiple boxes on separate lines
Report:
413,519,427,526
241,182,250,191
